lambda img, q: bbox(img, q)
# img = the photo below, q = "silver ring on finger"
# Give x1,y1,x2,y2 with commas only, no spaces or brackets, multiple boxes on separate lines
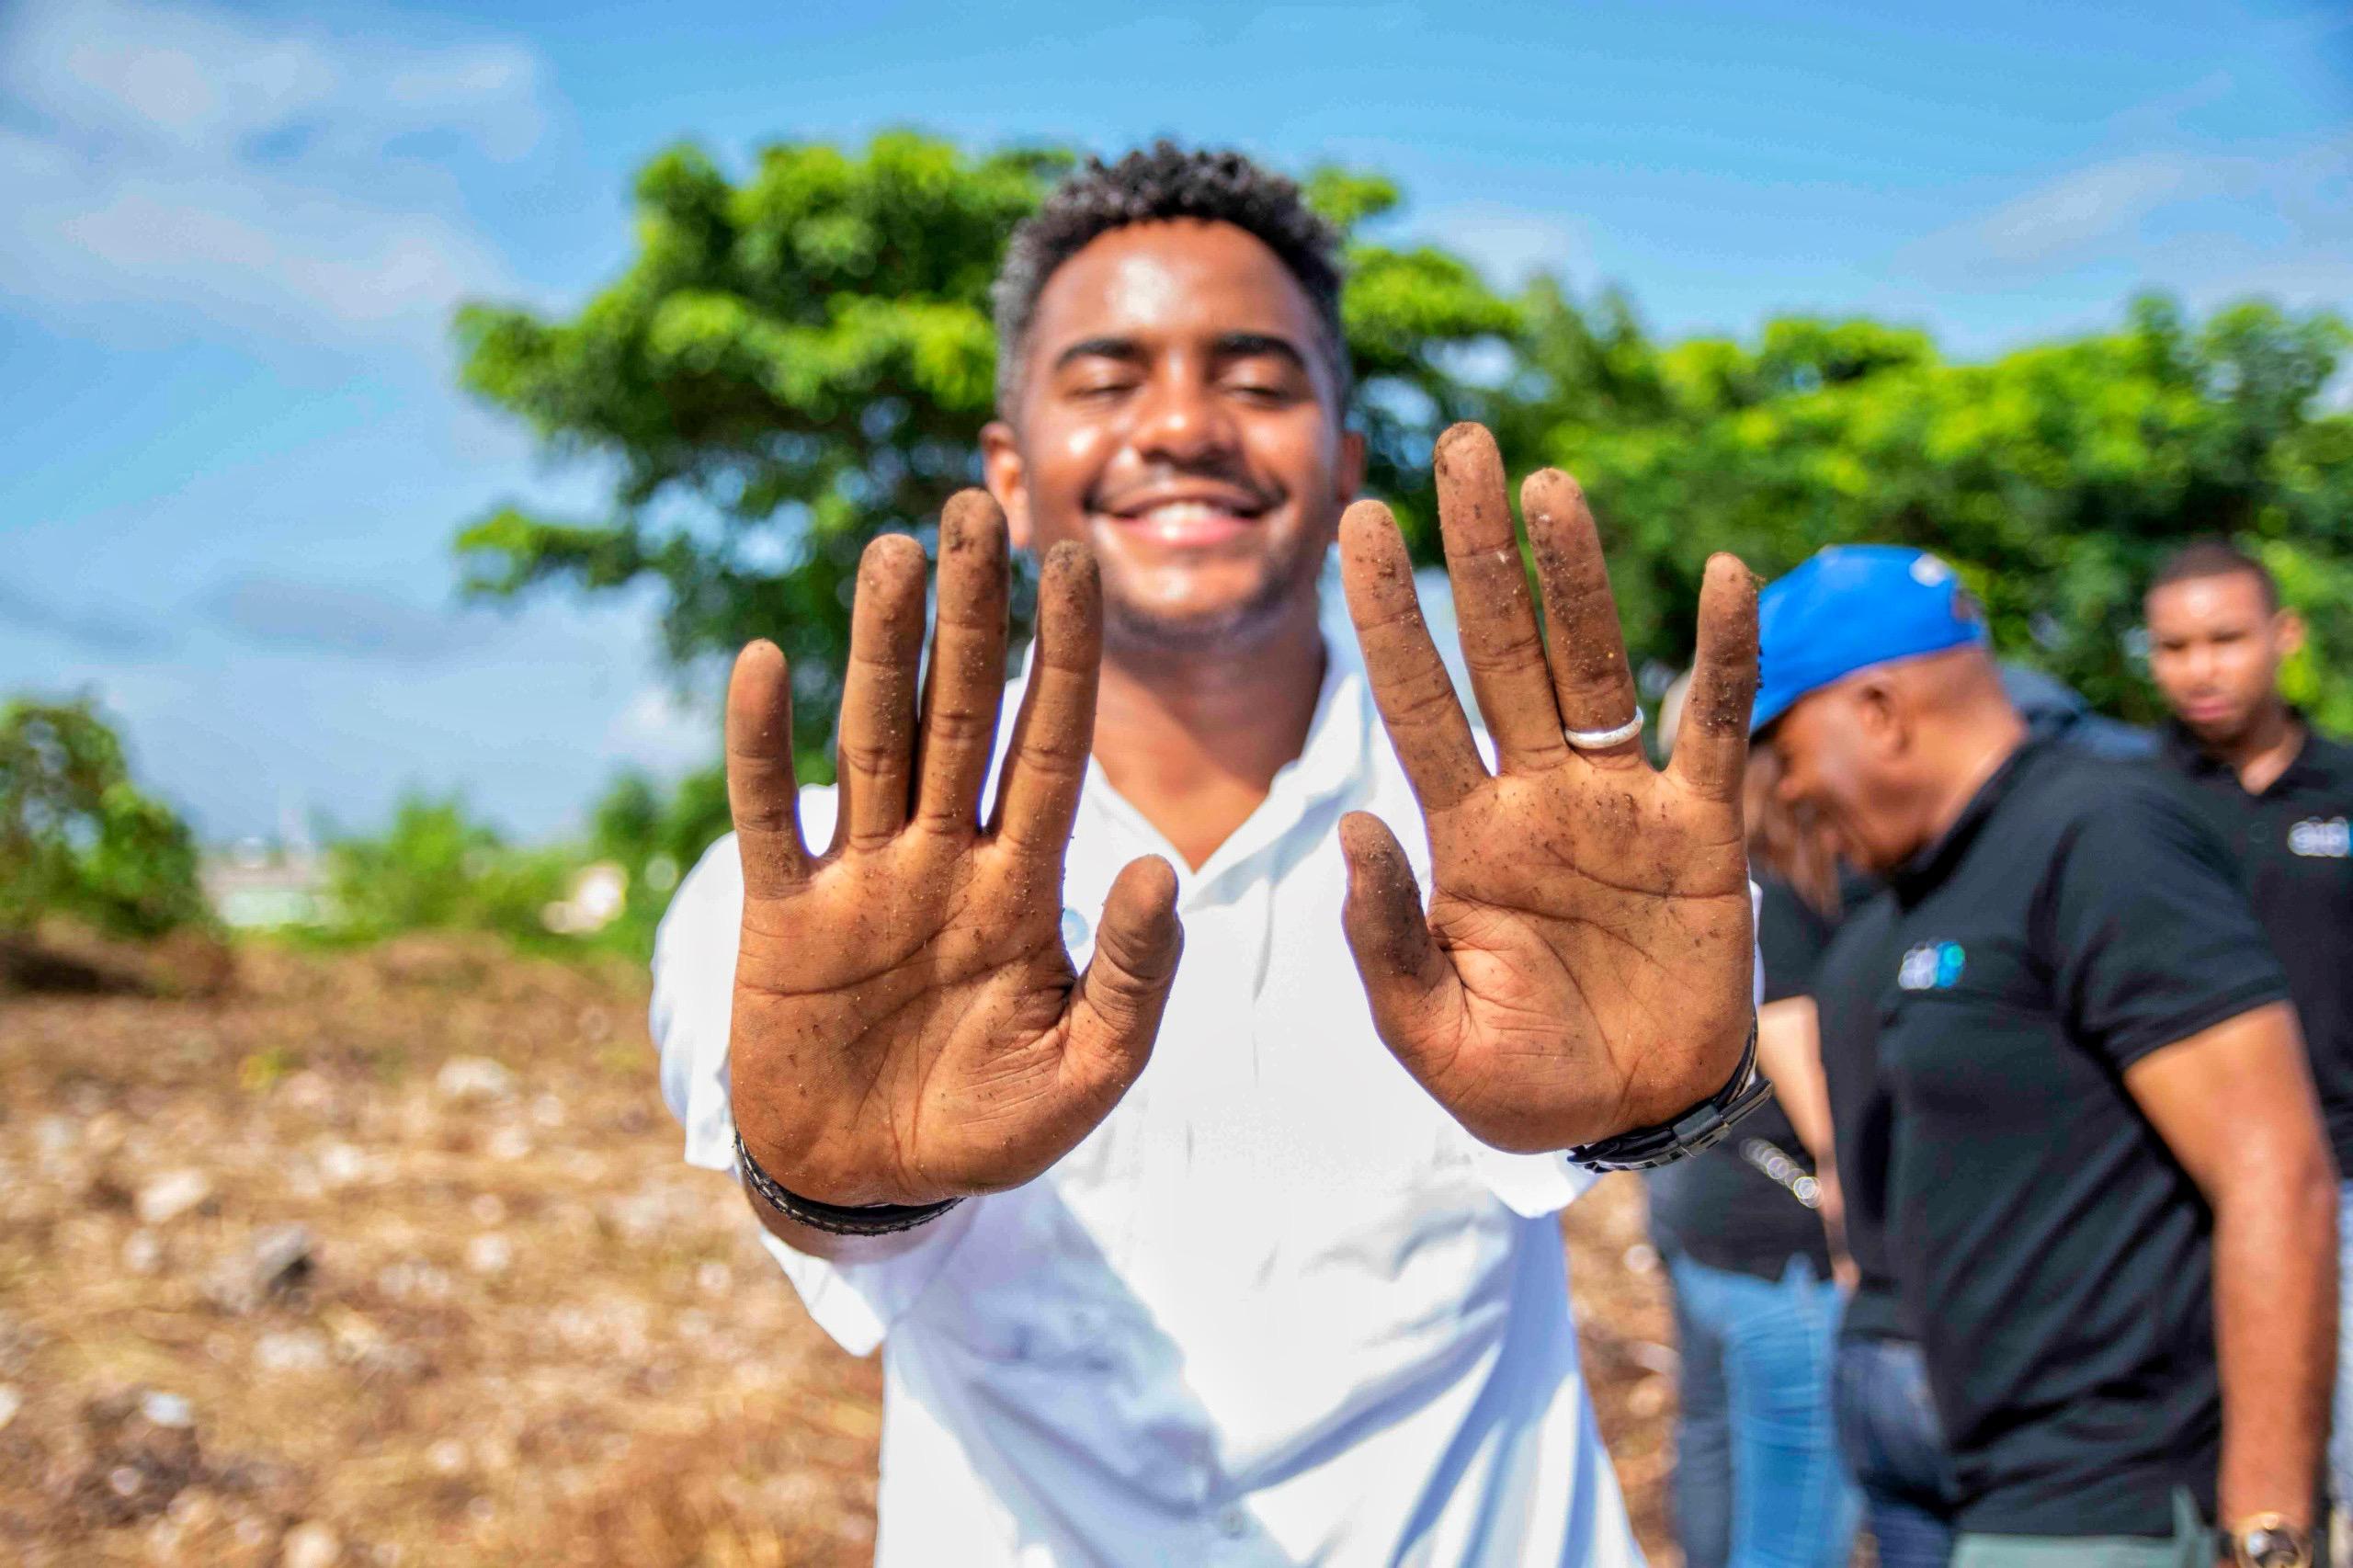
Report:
1563,706,1644,751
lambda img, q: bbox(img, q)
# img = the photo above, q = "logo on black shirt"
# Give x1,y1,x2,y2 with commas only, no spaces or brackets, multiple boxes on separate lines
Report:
2288,817,2351,858
1898,941,1966,991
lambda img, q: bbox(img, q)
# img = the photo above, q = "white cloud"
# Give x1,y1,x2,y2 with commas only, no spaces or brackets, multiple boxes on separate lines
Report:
0,0,551,349
1908,132,2353,299
604,684,718,778
1961,153,2205,266
1414,202,1597,288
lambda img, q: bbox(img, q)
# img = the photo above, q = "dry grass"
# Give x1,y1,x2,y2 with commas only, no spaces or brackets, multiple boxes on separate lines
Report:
0,939,1679,1566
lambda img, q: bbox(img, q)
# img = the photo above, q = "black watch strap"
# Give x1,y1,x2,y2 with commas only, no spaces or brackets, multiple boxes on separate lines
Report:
733,1129,962,1237
1565,1017,1771,1172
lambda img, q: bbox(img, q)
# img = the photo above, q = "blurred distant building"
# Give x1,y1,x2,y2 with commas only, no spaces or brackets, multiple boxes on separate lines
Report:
542,862,629,935
200,796,331,928
200,840,330,928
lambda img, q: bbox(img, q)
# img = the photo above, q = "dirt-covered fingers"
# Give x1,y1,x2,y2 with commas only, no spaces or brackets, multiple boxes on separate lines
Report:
1668,552,1760,802
911,491,1012,835
724,640,808,898
988,541,1102,862
1431,424,1568,769
1335,811,1461,1080
1520,469,1643,767
1339,500,1484,812
1061,854,1184,1108
831,534,930,852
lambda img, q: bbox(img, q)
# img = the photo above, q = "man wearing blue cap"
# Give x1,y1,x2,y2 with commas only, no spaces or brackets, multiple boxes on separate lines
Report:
1756,545,2336,1568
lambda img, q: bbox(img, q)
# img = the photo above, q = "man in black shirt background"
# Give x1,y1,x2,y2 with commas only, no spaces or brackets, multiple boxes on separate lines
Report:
2146,540,2353,1545
1757,545,2336,1568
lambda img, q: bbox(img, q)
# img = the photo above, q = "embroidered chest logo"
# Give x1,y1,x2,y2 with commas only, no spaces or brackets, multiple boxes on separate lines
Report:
2288,817,2351,858
1898,941,1967,992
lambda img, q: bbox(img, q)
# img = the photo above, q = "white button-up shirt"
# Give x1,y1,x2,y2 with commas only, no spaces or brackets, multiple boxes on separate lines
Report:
654,605,1654,1567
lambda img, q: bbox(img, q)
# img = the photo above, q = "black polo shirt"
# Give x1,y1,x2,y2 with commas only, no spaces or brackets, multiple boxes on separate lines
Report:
1647,876,1836,1281
2155,718,2353,1175
1810,738,2289,1537
1814,888,1908,1344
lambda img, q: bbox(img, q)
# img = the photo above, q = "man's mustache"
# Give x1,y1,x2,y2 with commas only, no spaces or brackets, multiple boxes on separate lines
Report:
1086,466,1283,516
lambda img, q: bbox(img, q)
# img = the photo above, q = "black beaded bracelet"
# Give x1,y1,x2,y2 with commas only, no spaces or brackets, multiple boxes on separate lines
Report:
732,1129,962,1237
1564,1017,1771,1173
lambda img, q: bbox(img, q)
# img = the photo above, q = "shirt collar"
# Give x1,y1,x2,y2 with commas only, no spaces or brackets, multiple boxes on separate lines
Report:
2159,708,2323,796
1005,595,1374,813
1041,597,1378,903
2158,718,2226,777
1888,736,2050,903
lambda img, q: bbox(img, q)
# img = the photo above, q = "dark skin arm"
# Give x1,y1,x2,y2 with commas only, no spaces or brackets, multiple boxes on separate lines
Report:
1753,995,1856,1285
2124,999,2336,1540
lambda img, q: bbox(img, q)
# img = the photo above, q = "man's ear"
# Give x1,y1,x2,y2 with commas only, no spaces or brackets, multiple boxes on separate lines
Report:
980,421,1031,550
1336,427,1367,508
1852,673,1908,758
2275,607,2307,663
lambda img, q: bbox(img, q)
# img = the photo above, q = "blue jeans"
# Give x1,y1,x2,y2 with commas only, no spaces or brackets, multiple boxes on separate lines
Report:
1833,1335,1955,1568
1668,1253,1858,1568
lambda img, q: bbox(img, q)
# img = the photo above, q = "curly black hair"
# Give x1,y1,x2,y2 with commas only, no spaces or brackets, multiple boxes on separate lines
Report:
991,142,1348,415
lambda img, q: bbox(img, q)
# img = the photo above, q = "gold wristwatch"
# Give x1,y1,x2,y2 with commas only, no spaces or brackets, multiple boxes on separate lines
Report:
2224,1513,2312,1568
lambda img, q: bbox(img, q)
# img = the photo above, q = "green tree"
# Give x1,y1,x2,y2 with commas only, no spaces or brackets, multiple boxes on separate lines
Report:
0,697,210,937
453,132,1525,780
581,767,733,957
456,127,2353,826
1523,292,2353,727
324,794,572,945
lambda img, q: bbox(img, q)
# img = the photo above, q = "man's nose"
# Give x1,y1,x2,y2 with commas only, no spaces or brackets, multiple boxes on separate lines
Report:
1131,369,1238,465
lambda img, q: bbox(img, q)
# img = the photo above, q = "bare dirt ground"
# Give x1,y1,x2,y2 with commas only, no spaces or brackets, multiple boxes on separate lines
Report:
0,940,1683,1567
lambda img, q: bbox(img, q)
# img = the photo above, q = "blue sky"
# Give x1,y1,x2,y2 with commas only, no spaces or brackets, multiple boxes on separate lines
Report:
3,0,2347,843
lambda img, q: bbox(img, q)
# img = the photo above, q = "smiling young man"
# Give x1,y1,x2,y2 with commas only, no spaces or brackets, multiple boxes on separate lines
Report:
1758,546,2336,1568
651,146,1768,1565
2146,540,2353,1539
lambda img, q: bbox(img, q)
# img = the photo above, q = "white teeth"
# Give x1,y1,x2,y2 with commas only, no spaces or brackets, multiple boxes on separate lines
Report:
1124,501,1242,525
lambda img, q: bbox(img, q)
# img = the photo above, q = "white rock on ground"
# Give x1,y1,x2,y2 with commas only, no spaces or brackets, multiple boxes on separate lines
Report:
141,1391,194,1428
280,1519,341,1568
253,1330,331,1374
135,1170,213,1226
434,1056,515,1103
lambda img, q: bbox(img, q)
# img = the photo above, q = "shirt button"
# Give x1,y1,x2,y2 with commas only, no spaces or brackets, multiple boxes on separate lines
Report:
1217,1506,1250,1540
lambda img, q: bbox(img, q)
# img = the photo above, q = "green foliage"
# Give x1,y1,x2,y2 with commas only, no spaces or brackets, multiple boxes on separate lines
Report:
580,766,733,958
1526,292,2353,724
0,696,210,937
316,777,733,963
455,131,1525,773
453,132,1055,783
455,129,2353,779
323,794,574,948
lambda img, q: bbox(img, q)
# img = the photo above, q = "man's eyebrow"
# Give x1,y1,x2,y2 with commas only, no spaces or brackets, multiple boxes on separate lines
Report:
1051,336,1144,373
1211,332,1310,369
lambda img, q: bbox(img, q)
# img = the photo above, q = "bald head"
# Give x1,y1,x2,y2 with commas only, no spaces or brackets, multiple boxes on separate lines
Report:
1766,642,2027,874
1882,642,2014,722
